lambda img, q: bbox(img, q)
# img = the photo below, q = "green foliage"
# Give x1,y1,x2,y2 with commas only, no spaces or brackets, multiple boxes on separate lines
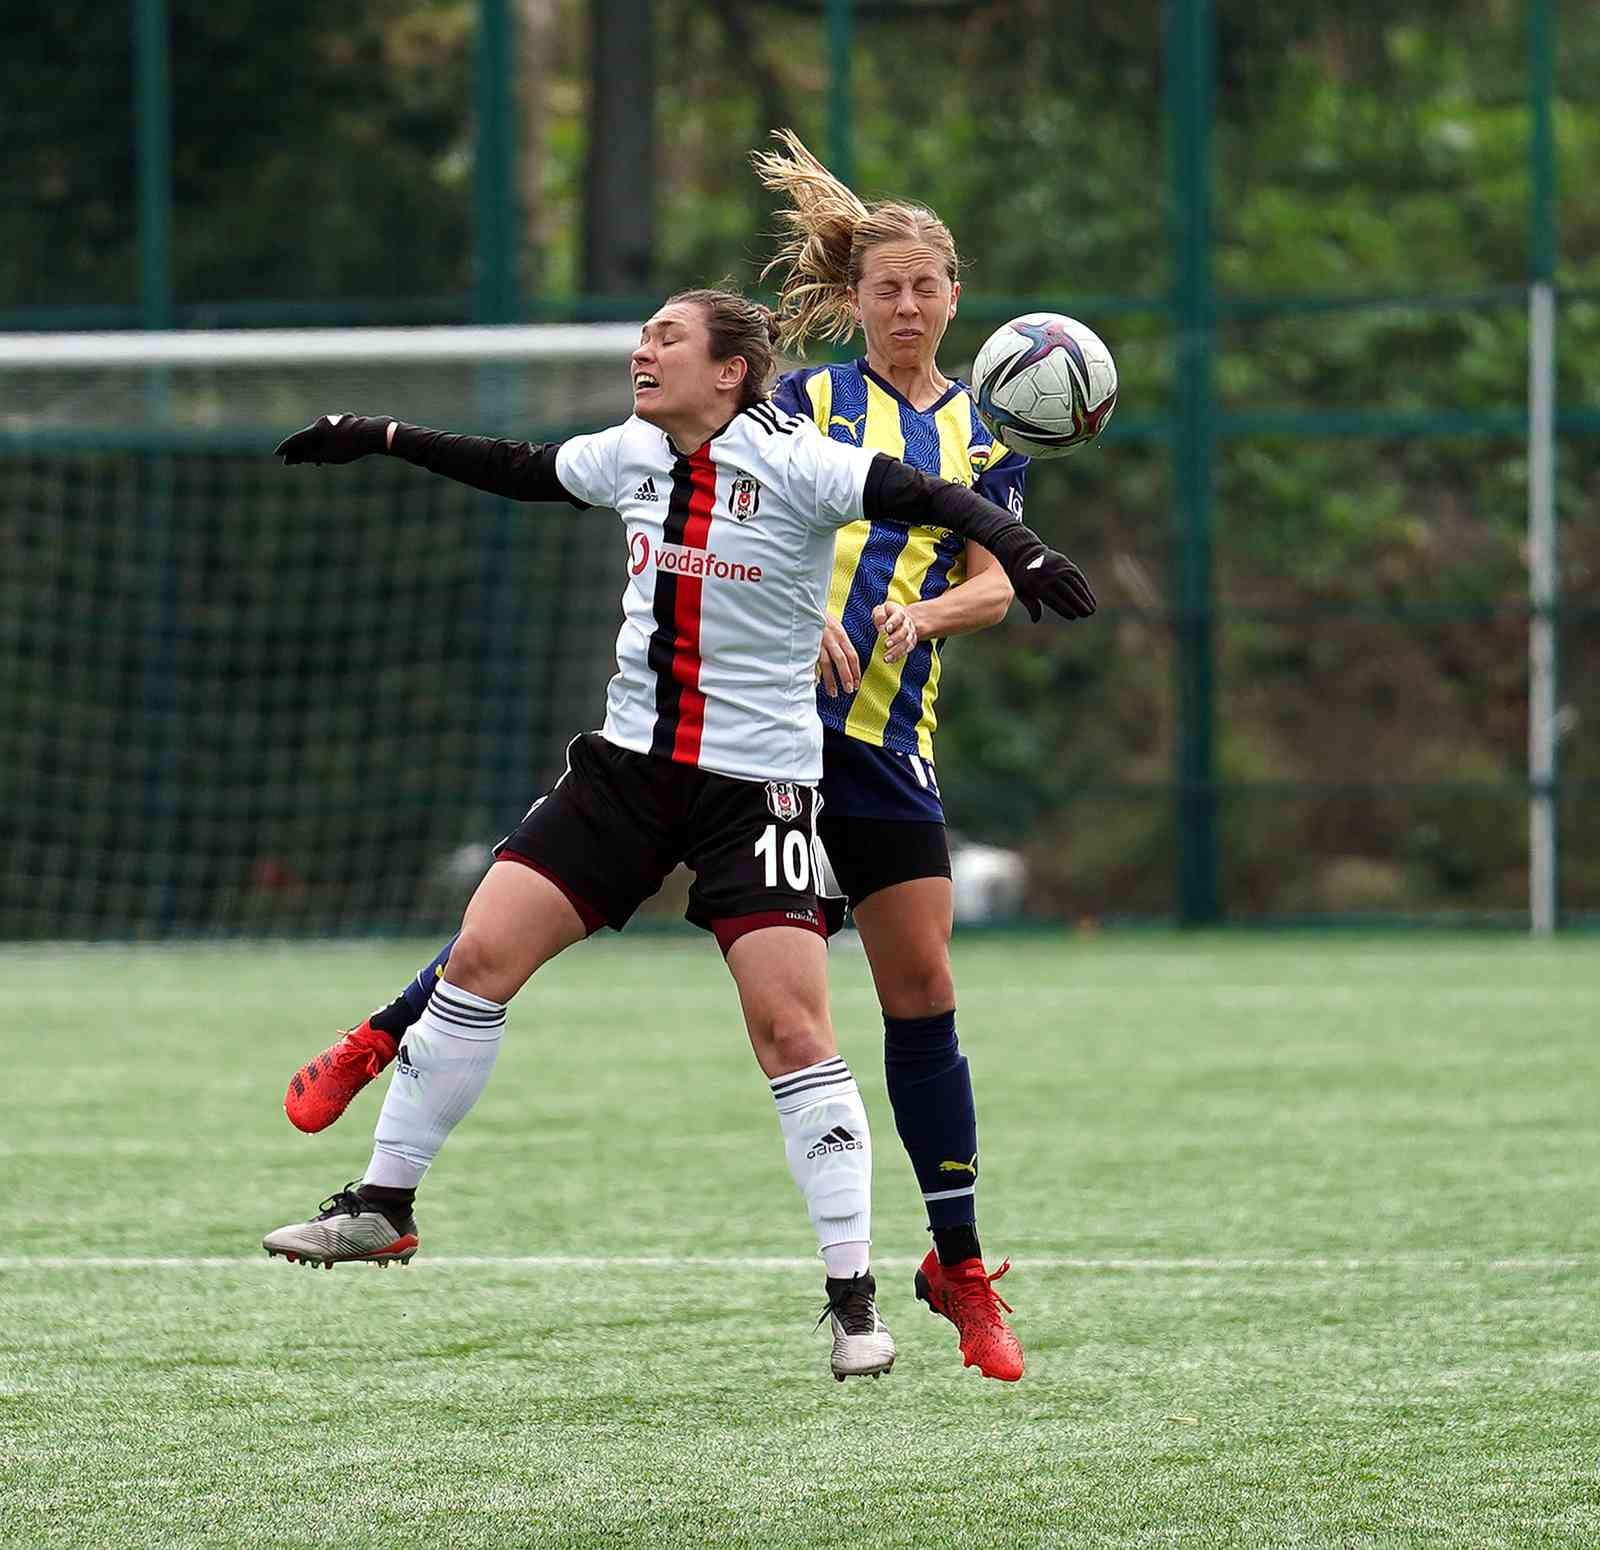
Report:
4,1,475,314
8,1,1600,920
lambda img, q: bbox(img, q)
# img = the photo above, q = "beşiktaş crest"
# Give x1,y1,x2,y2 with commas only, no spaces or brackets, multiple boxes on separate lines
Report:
765,781,803,822
730,472,761,520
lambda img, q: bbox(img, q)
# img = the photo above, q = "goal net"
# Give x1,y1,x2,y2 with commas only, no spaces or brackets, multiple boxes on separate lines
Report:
0,325,642,937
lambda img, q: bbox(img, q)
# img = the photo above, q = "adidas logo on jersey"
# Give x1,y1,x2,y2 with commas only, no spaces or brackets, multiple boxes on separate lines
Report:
806,1125,862,1159
634,477,659,501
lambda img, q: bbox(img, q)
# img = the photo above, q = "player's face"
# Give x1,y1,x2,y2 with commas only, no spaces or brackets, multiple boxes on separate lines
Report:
630,303,746,431
851,241,959,374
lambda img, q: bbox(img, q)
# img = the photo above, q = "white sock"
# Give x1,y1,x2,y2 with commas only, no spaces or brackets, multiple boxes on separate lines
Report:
770,1055,872,1264
363,982,506,1190
821,1241,871,1280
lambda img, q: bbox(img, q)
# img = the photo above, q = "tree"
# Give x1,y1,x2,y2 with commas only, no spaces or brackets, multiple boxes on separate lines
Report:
581,0,655,295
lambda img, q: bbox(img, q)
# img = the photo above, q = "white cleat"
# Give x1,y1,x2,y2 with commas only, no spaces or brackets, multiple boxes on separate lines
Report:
820,1272,896,1381
262,1183,419,1268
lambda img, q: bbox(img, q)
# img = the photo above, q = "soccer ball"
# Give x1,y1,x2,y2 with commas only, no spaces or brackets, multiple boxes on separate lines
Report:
969,313,1118,459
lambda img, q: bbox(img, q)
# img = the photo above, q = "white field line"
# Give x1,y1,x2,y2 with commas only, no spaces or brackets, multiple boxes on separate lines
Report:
0,1254,1588,1273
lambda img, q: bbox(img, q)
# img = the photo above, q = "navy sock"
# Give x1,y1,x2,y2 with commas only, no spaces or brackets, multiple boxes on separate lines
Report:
933,1224,982,1267
883,1009,981,1253
367,935,457,1039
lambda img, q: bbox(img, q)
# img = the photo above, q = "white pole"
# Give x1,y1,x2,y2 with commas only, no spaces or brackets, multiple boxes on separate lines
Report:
0,324,644,370
1527,279,1558,935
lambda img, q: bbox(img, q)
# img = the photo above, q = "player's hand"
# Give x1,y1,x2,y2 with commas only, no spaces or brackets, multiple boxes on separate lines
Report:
817,615,859,697
1009,544,1097,623
873,601,919,664
274,413,394,466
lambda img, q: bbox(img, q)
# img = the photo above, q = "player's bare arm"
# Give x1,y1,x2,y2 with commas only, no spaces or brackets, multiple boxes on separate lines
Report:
873,545,1013,664
860,454,1095,624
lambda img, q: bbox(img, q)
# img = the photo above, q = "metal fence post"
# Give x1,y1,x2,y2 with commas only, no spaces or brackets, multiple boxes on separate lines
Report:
474,0,519,325
472,0,536,836
826,0,854,189
134,0,173,331
1526,0,1559,933
134,0,180,931
1166,0,1219,924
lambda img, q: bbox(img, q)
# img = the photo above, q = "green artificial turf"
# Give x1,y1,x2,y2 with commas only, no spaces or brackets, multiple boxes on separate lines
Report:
2,934,1597,1547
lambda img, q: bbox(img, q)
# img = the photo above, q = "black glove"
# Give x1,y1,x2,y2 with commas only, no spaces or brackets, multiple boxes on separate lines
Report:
975,518,1096,622
274,413,394,465
859,456,1097,626
1008,541,1097,623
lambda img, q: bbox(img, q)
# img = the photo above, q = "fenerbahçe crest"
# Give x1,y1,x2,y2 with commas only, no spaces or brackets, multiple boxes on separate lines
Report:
765,781,803,823
730,473,761,520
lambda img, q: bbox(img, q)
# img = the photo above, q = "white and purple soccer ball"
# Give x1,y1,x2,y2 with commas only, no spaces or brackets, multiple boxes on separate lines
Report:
970,312,1118,459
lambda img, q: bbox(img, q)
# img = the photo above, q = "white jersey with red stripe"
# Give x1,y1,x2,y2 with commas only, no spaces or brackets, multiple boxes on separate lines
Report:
554,399,879,784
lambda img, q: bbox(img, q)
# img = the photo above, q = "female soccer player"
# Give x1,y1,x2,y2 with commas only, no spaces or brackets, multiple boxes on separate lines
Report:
262,288,1095,1383
750,130,1039,1382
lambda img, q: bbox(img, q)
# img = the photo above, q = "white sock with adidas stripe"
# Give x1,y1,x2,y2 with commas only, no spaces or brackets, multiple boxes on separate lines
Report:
770,1055,872,1279
362,981,507,1190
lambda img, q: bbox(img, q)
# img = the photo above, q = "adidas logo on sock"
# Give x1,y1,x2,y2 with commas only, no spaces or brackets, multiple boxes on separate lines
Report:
806,1125,862,1159
634,476,658,501
397,1043,420,1079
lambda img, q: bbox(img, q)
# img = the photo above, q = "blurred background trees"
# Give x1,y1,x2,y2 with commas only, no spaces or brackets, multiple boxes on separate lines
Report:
5,0,1596,925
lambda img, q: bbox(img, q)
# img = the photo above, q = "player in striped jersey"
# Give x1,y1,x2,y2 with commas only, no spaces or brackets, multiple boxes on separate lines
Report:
260,288,1095,1382
750,131,1036,1380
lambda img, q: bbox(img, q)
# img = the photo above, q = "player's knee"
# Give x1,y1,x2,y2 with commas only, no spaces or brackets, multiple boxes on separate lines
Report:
438,929,505,1000
761,1012,835,1076
879,956,955,1020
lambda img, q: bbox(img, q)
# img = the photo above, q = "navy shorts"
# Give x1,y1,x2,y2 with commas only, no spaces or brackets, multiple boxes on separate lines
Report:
817,726,945,823
817,728,951,907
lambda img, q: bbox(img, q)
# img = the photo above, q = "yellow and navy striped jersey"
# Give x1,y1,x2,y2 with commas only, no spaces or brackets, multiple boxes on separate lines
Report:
772,359,1029,759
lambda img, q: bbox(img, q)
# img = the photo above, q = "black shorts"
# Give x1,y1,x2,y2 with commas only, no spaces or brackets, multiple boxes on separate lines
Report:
495,732,845,953
818,815,951,909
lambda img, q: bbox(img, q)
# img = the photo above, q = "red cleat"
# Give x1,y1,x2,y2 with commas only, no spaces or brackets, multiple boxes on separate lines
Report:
914,1249,1025,1382
283,1019,397,1134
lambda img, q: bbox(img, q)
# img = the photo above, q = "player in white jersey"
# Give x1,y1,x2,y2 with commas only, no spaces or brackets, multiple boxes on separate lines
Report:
259,289,1094,1380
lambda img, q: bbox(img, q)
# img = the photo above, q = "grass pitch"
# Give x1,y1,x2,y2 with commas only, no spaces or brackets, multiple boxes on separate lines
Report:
3,933,1598,1548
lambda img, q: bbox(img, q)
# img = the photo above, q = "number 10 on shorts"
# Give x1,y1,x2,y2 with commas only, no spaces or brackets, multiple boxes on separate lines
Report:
755,824,825,891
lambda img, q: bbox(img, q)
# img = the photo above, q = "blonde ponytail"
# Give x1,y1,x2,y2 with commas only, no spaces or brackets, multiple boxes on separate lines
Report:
751,129,962,357
751,129,867,352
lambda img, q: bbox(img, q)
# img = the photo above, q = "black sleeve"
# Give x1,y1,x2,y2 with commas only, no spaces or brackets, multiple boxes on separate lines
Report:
861,452,1040,571
388,424,588,508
